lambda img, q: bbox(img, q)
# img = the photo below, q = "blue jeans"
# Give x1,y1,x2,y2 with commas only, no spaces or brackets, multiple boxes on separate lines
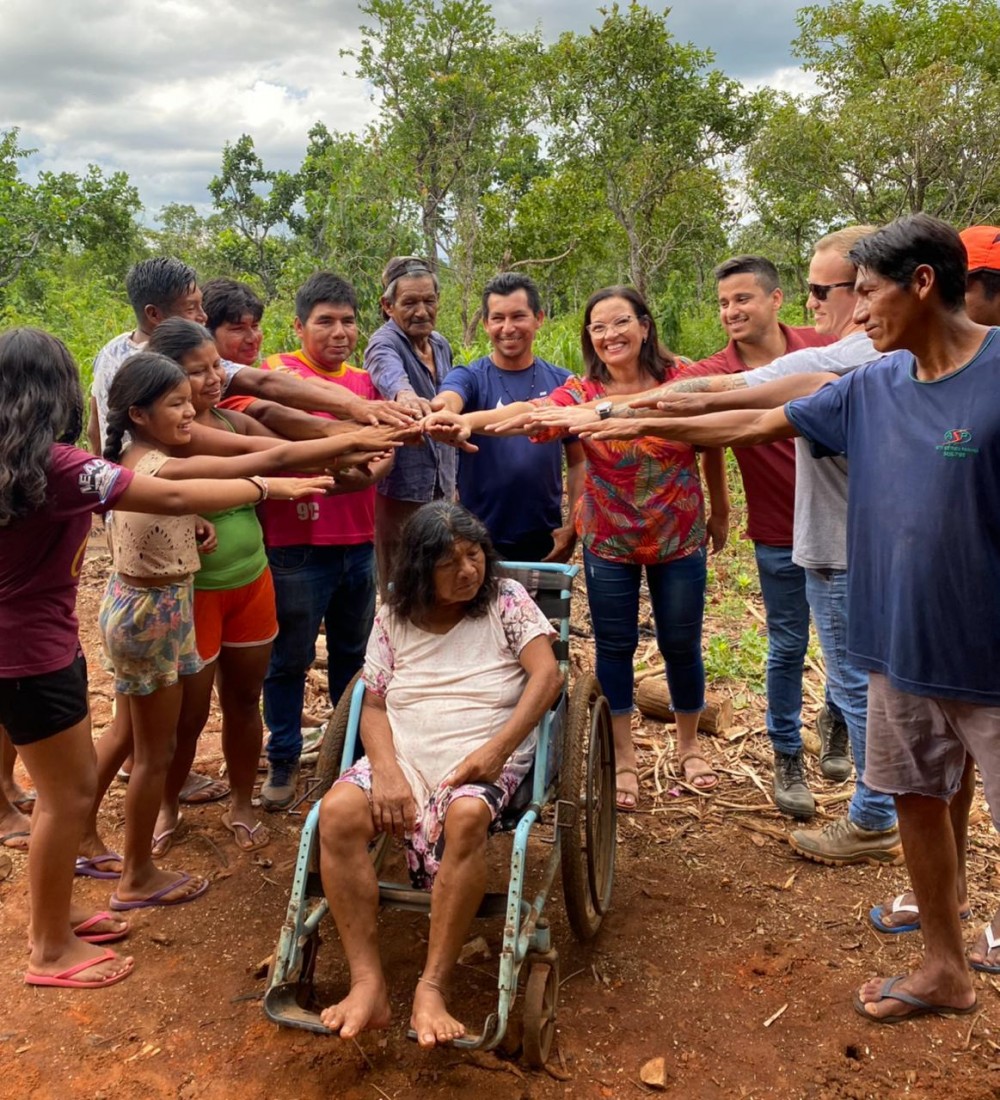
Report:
583,546,706,716
804,567,897,831
263,543,376,766
753,543,810,755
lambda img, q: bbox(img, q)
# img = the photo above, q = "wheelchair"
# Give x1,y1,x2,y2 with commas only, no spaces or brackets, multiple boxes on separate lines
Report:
263,561,616,1067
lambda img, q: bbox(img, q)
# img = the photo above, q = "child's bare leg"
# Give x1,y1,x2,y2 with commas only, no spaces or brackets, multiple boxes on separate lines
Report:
318,783,389,1037
115,685,205,903
216,644,270,847
1,727,32,807
19,716,132,983
411,797,491,1048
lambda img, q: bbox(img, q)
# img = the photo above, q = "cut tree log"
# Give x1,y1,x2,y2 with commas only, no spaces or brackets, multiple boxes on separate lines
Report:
635,678,733,734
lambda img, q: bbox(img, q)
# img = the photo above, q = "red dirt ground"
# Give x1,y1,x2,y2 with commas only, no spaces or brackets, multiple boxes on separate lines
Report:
3,542,1000,1100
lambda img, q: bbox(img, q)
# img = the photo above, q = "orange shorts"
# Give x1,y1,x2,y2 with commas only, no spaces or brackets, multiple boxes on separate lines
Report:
193,569,278,662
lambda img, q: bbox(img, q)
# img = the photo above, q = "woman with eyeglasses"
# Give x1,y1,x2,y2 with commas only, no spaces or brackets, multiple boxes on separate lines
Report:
426,286,729,810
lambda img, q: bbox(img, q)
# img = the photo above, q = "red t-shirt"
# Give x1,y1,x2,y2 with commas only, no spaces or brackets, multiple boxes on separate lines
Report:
0,444,134,677
252,351,379,547
680,324,835,546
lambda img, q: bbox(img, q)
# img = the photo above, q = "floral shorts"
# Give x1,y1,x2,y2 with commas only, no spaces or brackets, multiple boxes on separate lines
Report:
99,573,204,696
335,752,533,889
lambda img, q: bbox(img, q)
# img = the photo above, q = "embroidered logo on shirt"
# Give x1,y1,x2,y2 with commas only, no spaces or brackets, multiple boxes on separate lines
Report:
936,428,978,459
79,459,120,502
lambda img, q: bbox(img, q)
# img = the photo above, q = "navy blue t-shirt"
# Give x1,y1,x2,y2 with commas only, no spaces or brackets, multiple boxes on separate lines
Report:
785,327,1000,705
440,356,572,546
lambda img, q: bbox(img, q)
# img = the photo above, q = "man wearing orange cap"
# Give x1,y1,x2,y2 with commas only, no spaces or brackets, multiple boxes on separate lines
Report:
962,226,1000,326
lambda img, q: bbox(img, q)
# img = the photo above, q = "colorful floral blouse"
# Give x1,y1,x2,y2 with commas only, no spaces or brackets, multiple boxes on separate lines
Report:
541,375,706,564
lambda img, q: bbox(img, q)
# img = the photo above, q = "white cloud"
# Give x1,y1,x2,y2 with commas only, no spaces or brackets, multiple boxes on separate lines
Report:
1,0,817,217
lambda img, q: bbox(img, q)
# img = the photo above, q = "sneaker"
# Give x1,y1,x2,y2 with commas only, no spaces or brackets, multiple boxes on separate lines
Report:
789,816,903,866
816,706,852,781
773,750,815,820
260,761,300,811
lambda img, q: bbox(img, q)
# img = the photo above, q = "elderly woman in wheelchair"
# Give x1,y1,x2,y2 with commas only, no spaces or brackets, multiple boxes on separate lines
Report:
317,501,563,1047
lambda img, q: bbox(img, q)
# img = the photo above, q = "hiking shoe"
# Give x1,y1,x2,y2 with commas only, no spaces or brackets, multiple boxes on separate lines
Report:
789,816,903,866
773,750,815,820
817,706,852,781
260,761,300,811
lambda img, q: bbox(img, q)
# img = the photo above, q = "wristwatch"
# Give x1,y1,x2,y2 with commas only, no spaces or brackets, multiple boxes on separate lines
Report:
595,400,614,420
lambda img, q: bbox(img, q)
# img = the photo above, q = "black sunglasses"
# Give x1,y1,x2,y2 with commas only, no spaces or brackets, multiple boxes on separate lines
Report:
807,281,855,301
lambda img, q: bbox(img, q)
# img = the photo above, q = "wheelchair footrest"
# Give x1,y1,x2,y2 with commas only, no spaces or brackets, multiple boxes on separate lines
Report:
263,983,333,1034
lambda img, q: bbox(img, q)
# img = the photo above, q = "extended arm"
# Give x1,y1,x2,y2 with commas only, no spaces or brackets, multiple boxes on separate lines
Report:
227,366,415,428
635,371,838,417
579,405,799,448
114,471,335,514
87,396,101,455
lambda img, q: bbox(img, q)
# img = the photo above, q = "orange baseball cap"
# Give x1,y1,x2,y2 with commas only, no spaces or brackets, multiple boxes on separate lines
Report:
960,226,1000,273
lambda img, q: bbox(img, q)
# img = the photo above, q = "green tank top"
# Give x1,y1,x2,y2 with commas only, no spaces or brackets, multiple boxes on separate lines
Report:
194,410,268,591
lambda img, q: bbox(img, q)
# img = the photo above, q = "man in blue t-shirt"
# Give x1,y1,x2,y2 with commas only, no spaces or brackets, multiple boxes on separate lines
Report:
431,273,584,561
580,214,998,1026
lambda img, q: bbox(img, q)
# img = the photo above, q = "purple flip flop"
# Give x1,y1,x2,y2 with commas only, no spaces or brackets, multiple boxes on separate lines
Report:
109,871,209,911
74,852,124,879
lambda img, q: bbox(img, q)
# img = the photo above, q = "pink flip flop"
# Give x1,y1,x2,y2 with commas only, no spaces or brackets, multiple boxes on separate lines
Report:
73,911,130,945
24,948,134,989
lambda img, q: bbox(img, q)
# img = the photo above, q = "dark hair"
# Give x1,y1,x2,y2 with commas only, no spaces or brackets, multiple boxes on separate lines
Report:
0,328,84,524
295,272,358,325
200,278,264,332
581,286,676,385
848,214,968,311
481,272,542,317
713,255,780,294
148,317,216,366
104,352,187,462
968,270,1000,302
381,256,439,306
388,502,500,623
125,257,199,324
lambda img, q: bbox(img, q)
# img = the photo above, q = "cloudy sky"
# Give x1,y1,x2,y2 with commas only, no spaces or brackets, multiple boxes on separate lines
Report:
1,0,818,220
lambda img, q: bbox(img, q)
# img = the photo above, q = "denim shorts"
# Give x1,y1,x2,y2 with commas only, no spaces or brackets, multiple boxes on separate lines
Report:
99,574,203,695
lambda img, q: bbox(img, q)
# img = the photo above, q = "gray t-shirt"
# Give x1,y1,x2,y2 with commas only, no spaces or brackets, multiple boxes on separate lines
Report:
744,331,879,570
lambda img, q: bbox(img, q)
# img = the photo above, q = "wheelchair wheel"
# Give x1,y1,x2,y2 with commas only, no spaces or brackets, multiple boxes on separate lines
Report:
522,954,559,1068
559,673,617,942
313,671,362,798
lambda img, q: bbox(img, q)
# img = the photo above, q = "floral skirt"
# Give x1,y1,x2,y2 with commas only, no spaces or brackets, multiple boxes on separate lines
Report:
335,752,532,889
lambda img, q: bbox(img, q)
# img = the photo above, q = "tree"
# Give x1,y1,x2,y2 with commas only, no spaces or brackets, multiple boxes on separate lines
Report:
544,3,755,300
745,0,1000,245
0,128,143,292
208,134,302,300
348,0,544,267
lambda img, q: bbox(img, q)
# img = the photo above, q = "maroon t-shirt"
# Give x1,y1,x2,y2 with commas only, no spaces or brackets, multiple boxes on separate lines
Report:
0,444,134,677
679,324,835,546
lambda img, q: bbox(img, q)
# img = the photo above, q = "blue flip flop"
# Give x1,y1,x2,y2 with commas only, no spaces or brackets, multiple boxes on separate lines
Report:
869,893,971,934
853,975,977,1024
74,852,124,879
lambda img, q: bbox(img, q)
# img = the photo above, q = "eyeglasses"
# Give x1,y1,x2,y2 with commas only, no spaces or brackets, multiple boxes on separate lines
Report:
586,315,637,338
807,281,855,301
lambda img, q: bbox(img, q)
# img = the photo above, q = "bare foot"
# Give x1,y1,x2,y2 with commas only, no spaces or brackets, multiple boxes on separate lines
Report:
411,979,466,1048
872,890,970,931
854,971,975,1022
320,978,391,1039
